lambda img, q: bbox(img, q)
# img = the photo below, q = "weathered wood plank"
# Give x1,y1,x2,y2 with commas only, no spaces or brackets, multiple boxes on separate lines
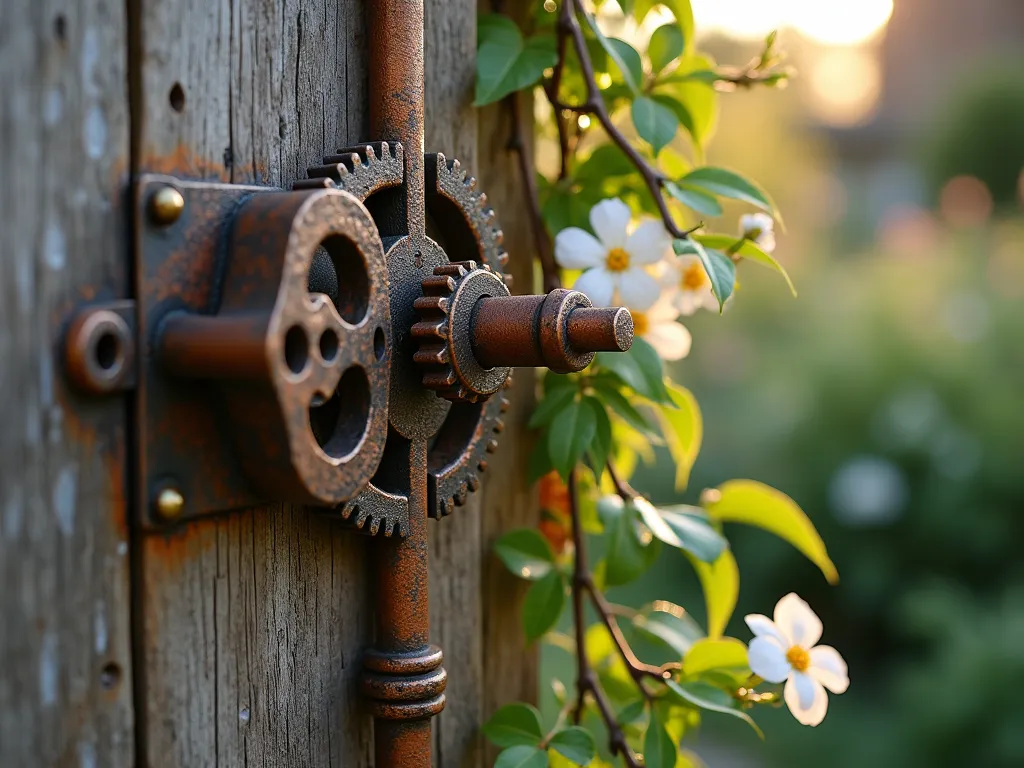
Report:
0,0,135,766
135,1,375,765
423,0,488,765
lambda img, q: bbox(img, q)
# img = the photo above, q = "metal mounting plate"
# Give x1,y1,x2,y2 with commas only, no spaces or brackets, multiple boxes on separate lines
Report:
134,174,278,528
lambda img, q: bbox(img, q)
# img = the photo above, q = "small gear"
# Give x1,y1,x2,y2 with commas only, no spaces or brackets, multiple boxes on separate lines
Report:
410,260,512,403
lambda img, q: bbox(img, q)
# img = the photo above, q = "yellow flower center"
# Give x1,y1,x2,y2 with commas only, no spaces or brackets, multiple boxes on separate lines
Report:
786,646,811,672
631,311,648,336
605,247,630,272
681,262,708,292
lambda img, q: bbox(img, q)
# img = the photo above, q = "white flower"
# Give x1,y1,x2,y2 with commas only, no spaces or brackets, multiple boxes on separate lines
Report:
555,198,670,310
630,294,691,361
745,593,849,727
740,212,776,253
658,254,718,316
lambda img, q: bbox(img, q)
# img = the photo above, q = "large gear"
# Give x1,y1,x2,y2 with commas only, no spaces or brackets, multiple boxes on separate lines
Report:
294,145,512,532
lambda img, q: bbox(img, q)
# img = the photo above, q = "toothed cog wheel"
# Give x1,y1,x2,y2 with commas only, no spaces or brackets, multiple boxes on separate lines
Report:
411,260,512,403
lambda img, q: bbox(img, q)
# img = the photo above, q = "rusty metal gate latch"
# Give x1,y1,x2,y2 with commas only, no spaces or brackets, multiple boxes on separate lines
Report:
60,2,634,765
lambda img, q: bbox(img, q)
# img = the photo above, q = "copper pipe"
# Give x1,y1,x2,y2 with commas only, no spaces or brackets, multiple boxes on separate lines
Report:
471,291,633,372
367,2,440,767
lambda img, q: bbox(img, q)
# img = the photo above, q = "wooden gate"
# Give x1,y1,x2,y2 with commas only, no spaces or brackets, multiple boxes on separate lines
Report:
0,1,540,764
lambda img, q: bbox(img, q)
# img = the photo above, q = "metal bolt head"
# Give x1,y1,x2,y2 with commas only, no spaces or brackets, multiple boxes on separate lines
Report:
155,487,185,520
149,185,185,225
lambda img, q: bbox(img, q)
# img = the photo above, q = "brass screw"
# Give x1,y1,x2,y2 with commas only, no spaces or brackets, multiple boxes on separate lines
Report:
155,487,185,520
149,185,185,226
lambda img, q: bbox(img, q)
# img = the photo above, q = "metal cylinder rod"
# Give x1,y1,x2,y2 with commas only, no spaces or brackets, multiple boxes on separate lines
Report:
367,2,439,767
369,0,425,237
470,293,633,371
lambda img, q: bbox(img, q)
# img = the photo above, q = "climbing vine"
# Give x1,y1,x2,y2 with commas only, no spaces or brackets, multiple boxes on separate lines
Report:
476,2,846,766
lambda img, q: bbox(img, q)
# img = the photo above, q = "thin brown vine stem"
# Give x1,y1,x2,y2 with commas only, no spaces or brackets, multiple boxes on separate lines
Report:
544,0,693,241
506,92,561,292
583,577,669,689
606,459,638,501
568,470,642,767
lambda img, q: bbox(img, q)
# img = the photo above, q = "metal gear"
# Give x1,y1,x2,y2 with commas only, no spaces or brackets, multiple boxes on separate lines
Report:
294,145,511,531
411,260,512,403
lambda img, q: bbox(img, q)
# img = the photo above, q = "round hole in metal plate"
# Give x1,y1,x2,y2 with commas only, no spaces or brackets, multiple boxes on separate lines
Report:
309,366,370,459
284,325,309,374
319,328,340,363
94,330,121,371
314,234,370,325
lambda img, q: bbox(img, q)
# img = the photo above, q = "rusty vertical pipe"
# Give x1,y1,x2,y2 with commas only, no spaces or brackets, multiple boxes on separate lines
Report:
369,0,425,237
365,2,441,767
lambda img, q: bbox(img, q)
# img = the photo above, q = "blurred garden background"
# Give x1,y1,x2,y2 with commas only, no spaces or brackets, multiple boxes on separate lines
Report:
538,1,1024,765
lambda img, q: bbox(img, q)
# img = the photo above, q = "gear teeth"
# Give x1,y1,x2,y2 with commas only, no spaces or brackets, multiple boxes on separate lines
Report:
454,481,469,506
466,473,480,492
486,439,499,454
299,141,403,202
493,419,505,434
413,346,450,366
477,460,489,473
410,319,447,341
441,497,455,516
422,275,457,295
412,295,449,315
499,397,510,414
424,370,458,389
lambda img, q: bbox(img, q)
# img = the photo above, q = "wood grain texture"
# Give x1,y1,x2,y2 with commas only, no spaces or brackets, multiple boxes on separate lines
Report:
0,0,135,766
134,1,375,765
423,1,487,765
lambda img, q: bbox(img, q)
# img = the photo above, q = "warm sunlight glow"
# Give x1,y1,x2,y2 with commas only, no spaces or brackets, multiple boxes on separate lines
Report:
689,0,894,46
806,48,882,126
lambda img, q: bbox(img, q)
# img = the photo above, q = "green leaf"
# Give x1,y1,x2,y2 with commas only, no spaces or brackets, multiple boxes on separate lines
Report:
660,69,719,86
651,94,696,142
679,239,735,311
529,387,578,429
528,438,554,483
496,745,550,768
664,680,763,738
599,496,654,587
584,396,612,476
665,181,722,217
649,24,684,73
656,506,727,562
541,179,595,235
617,698,648,726
683,637,750,675
695,234,797,297
584,14,641,94
634,602,704,657
494,528,556,581
656,382,702,489
607,39,644,93
522,571,567,642
679,167,781,221
575,144,636,185
631,96,679,155
548,726,596,765
590,376,655,435
548,398,598,481
475,15,557,106
643,709,677,768
704,480,838,584
659,54,718,146
596,338,671,405
689,549,738,639
482,702,545,748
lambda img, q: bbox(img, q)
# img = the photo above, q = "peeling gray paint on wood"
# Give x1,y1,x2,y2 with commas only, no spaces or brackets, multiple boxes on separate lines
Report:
0,0,135,765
